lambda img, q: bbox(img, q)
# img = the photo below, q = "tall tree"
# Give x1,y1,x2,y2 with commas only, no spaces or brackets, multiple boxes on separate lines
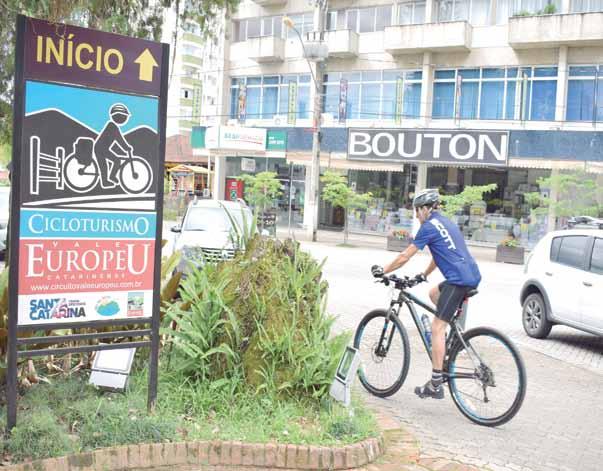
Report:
0,0,239,145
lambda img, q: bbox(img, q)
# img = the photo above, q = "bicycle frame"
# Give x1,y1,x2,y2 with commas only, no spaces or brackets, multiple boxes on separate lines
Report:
384,288,485,382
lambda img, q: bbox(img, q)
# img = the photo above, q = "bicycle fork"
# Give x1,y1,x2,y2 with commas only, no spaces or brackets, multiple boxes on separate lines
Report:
376,305,399,357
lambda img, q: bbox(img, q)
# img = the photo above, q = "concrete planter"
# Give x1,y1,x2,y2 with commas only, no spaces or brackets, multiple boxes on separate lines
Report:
387,236,412,252
496,245,525,264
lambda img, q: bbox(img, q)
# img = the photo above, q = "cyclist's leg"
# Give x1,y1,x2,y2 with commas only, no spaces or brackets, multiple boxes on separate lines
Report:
95,149,117,187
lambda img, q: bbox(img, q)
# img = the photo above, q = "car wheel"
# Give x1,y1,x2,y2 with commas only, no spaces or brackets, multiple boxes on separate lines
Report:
522,293,552,339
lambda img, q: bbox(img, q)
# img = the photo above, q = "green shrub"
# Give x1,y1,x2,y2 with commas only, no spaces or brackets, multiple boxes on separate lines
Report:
7,407,75,461
165,236,350,398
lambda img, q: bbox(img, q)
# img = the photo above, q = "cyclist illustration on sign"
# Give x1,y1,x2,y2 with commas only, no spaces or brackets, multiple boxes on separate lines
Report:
60,103,153,195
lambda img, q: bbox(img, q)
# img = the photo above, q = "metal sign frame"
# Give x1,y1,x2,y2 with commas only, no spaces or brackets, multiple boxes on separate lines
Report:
7,15,169,431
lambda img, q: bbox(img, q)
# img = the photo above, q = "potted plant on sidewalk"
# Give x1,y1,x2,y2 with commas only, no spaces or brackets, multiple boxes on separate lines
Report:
496,236,525,264
387,229,413,252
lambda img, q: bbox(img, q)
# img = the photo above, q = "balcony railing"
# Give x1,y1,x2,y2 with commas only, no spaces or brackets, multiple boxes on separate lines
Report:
509,12,603,48
247,36,285,63
384,21,472,54
325,30,359,58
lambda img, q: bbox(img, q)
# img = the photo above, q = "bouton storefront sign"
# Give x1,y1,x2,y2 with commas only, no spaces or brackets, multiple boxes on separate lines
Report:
348,129,509,166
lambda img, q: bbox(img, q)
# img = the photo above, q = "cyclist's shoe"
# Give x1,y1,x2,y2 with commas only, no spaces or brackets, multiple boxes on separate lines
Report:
414,380,444,400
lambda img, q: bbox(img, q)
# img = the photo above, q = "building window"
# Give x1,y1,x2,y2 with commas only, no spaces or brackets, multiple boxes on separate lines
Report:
571,0,603,11
229,75,311,120
323,70,422,120
326,5,392,32
510,0,560,14
566,65,603,122
432,66,557,121
183,44,202,56
235,15,283,42
398,1,426,24
286,13,314,38
436,0,489,24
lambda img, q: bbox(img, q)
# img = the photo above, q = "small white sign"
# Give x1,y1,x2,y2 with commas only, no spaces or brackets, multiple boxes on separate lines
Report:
241,158,256,172
206,125,267,152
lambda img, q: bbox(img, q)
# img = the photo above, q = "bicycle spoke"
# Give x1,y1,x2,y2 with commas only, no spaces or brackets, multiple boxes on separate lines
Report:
449,332,524,424
356,314,407,394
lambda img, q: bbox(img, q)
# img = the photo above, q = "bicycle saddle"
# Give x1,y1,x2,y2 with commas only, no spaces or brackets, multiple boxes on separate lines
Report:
466,289,479,298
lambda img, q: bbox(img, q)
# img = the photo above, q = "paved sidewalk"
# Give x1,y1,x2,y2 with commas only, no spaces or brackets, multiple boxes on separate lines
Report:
277,228,502,263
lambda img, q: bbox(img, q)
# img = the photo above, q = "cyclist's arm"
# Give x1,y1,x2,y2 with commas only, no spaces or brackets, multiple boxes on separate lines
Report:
112,132,133,154
383,244,419,274
422,258,437,278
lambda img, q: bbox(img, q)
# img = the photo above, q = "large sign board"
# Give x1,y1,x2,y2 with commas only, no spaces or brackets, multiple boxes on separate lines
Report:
8,15,169,429
348,129,509,166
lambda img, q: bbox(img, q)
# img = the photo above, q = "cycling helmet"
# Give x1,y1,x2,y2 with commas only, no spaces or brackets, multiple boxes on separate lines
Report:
110,103,130,117
413,188,440,208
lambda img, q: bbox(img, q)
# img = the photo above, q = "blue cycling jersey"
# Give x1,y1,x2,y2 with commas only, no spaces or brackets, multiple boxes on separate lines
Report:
413,212,481,287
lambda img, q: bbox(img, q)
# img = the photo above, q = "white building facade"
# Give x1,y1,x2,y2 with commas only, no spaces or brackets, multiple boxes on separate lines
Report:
191,0,603,247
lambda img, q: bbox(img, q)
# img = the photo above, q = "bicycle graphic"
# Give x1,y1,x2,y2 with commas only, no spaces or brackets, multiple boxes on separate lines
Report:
63,136,152,195
29,103,154,197
30,135,153,195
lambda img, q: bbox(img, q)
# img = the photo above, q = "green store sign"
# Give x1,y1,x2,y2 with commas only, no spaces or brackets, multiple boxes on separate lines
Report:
266,130,287,151
191,127,287,152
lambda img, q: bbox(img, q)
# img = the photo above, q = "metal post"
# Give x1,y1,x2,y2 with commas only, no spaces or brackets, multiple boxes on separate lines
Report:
308,1,327,242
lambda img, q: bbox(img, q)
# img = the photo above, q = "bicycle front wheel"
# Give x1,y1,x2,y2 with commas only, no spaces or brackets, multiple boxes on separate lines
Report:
119,156,153,194
353,309,410,398
447,327,527,427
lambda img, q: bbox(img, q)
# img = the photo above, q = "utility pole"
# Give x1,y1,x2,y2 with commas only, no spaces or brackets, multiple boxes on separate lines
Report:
307,0,327,242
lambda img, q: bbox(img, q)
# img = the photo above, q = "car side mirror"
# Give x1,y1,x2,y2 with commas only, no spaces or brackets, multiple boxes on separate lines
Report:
171,226,181,233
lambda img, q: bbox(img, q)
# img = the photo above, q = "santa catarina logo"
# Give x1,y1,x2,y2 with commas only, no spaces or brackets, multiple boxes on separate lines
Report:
29,298,86,321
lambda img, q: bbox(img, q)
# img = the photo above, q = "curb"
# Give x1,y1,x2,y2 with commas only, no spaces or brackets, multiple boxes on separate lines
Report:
3,435,385,471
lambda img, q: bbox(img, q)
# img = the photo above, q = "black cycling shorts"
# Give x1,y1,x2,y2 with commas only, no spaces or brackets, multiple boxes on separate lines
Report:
436,282,473,323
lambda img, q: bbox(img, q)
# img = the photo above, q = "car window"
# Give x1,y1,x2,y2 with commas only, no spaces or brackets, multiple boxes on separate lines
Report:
556,236,589,270
590,238,603,275
550,237,562,262
183,207,249,232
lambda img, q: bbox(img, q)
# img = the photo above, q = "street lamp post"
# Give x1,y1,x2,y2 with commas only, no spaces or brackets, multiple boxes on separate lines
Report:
283,5,327,242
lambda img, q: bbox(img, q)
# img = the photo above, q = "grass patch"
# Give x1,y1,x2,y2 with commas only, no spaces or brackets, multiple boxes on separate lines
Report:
0,366,377,463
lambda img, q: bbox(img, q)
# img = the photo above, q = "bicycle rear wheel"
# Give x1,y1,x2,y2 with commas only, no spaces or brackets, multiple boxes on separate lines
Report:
447,327,527,427
353,309,410,398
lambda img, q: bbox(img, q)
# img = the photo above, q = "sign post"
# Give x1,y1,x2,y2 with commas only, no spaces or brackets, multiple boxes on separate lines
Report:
7,15,169,430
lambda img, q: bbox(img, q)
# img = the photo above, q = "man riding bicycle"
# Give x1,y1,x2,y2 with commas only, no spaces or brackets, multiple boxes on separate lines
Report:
372,188,481,400
94,103,134,189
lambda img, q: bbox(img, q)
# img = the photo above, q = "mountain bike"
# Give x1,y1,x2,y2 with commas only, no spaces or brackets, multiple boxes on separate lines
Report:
354,273,527,427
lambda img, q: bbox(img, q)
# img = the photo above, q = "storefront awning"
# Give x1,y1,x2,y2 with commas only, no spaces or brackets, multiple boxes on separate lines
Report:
168,164,212,175
508,158,603,173
286,153,405,173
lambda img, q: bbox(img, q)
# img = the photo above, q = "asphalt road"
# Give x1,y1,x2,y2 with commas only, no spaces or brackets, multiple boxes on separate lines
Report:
300,241,603,471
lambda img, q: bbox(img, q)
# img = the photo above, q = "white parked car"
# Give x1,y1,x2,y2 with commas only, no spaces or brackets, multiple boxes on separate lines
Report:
172,199,254,271
520,229,603,338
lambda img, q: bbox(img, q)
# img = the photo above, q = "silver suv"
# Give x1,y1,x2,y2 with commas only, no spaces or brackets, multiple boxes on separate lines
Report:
172,199,253,270
520,229,603,338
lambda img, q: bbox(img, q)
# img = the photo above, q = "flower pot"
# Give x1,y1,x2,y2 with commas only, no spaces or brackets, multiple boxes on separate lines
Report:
496,245,525,265
387,236,412,252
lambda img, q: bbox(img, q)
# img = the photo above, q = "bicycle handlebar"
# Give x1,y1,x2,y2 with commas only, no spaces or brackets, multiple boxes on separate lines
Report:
376,273,424,290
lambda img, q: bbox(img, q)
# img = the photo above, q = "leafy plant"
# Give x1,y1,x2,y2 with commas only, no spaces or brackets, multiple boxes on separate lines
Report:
321,171,372,245
514,9,532,16
164,236,349,398
542,3,557,14
440,184,498,218
524,171,602,226
391,229,412,240
500,237,520,248
238,172,283,231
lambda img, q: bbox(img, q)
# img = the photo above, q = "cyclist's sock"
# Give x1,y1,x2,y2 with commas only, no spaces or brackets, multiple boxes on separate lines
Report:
431,369,443,388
